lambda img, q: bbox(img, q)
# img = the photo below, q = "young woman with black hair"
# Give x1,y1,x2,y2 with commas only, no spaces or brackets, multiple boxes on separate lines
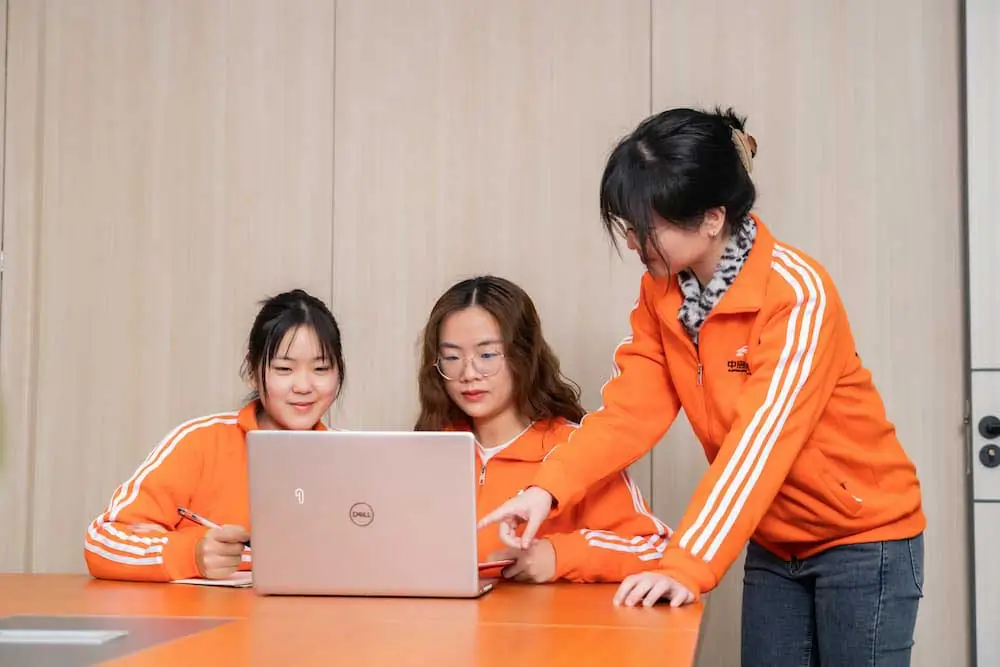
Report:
480,107,925,666
84,289,345,582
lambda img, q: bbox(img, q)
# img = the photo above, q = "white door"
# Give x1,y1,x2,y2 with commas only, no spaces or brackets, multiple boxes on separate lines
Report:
966,2,1000,664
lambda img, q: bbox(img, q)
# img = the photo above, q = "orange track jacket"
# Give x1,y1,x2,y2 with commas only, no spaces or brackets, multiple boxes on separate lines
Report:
86,403,668,584
84,402,326,582
475,419,670,582
531,217,925,598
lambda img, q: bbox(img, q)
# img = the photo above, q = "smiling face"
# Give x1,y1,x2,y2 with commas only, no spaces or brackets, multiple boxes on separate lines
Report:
437,306,517,426
254,325,340,431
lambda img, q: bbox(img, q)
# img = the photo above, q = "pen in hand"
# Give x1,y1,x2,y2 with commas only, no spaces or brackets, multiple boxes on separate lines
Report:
177,507,251,548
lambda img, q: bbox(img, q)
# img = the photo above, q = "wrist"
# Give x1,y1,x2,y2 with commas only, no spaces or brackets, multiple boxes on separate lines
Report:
522,486,556,509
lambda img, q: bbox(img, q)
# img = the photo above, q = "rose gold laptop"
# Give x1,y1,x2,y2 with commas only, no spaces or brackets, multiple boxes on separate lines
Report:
246,429,497,598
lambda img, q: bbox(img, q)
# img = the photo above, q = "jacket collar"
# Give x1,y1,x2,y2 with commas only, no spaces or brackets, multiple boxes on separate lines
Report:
237,400,330,433
713,213,774,315
651,212,774,320
454,419,564,463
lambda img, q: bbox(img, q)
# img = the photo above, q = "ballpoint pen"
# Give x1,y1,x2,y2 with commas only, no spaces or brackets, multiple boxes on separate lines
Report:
177,507,251,548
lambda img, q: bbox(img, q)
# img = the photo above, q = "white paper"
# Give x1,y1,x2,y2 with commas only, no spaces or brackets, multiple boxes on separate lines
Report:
0,629,129,645
170,571,253,588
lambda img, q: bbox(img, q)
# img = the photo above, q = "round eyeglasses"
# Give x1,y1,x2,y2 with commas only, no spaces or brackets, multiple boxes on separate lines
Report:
435,351,506,381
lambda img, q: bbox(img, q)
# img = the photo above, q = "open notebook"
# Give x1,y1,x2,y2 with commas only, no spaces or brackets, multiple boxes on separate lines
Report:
169,571,253,588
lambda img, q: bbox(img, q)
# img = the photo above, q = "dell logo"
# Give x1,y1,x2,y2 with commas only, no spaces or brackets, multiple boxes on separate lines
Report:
349,502,374,527
294,488,305,505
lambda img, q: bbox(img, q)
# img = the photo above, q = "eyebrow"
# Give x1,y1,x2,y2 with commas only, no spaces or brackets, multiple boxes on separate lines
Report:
272,356,329,362
439,340,502,349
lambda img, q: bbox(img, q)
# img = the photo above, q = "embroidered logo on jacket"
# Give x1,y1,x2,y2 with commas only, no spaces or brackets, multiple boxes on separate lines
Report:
728,345,751,375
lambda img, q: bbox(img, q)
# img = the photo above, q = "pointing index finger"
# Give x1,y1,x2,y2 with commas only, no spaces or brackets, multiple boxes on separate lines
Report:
477,498,519,529
519,512,544,549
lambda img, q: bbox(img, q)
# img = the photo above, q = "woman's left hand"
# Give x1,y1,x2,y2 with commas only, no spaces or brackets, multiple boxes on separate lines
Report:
613,572,696,608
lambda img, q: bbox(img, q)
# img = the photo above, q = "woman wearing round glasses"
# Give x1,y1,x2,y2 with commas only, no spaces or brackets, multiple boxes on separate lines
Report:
414,275,671,584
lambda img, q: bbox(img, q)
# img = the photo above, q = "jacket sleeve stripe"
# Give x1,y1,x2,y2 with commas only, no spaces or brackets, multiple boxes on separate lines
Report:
99,521,168,546
677,245,826,561
86,523,165,558
620,471,669,535
701,248,827,560
104,413,230,515
107,415,237,522
555,299,640,456
84,541,164,567
580,530,668,559
87,414,237,563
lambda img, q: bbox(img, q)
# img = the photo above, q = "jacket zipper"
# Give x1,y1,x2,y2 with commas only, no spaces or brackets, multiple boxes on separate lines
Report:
479,462,487,485
695,341,715,444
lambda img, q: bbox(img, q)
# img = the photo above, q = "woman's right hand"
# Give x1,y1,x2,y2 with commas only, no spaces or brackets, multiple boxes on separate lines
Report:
195,525,250,579
477,487,554,549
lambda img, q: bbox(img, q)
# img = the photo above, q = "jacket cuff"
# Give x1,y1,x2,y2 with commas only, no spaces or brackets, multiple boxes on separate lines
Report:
162,527,208,580
657,546,719,600
545,534,581,581
531,467,579,518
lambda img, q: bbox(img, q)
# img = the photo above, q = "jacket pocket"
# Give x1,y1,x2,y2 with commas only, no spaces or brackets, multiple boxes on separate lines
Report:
800,448,865,518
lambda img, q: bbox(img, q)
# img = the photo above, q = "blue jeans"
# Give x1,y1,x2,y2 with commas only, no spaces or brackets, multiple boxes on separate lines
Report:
741,534,923,666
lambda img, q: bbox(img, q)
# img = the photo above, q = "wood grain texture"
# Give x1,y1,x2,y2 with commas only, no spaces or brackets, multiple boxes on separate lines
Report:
330,0,654,495
0,0,34,573
0,7,970,666
5,0,335,573
0,574,703,666
650,2,966,666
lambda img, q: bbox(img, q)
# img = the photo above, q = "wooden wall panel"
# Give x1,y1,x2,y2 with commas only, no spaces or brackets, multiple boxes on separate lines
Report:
0,0,27,572
331,0,654,496
650,1,966,666
6,0,335,573
0,9,971,667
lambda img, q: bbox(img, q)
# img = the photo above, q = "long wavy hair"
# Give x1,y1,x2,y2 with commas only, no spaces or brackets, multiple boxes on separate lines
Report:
414,276,585,431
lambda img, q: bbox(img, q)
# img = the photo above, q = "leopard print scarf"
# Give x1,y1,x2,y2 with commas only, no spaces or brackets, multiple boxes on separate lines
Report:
677,216,757,345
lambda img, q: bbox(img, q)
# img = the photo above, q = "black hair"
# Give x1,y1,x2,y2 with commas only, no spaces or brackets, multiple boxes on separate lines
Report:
240,289,345,401
599,106,757,264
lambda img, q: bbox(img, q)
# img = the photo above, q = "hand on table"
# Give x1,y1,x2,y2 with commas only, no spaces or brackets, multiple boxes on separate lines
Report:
613,572,696,608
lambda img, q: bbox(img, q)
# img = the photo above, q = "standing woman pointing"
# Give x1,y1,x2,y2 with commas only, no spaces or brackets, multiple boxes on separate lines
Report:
478,107,925,666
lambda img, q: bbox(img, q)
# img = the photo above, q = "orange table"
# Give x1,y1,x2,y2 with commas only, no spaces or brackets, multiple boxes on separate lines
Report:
0,574,703,666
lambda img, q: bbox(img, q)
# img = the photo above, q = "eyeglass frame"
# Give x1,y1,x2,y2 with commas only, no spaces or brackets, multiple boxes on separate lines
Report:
434,350,507,381
610,216,634,239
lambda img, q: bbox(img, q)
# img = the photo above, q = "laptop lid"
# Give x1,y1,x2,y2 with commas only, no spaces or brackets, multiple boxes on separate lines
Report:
246,430,485,597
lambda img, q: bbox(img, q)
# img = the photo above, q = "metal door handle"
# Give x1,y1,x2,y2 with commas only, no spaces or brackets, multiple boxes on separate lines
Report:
979,415,1000,440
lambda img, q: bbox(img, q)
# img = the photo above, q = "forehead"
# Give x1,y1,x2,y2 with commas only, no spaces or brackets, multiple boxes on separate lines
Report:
439,306,501,346
275,325,324,359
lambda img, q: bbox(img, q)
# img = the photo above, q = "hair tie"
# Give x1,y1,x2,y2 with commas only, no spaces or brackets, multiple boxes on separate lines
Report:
732,128,757,174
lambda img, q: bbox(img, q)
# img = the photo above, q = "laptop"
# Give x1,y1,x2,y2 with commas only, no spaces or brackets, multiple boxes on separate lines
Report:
245,429,497,598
